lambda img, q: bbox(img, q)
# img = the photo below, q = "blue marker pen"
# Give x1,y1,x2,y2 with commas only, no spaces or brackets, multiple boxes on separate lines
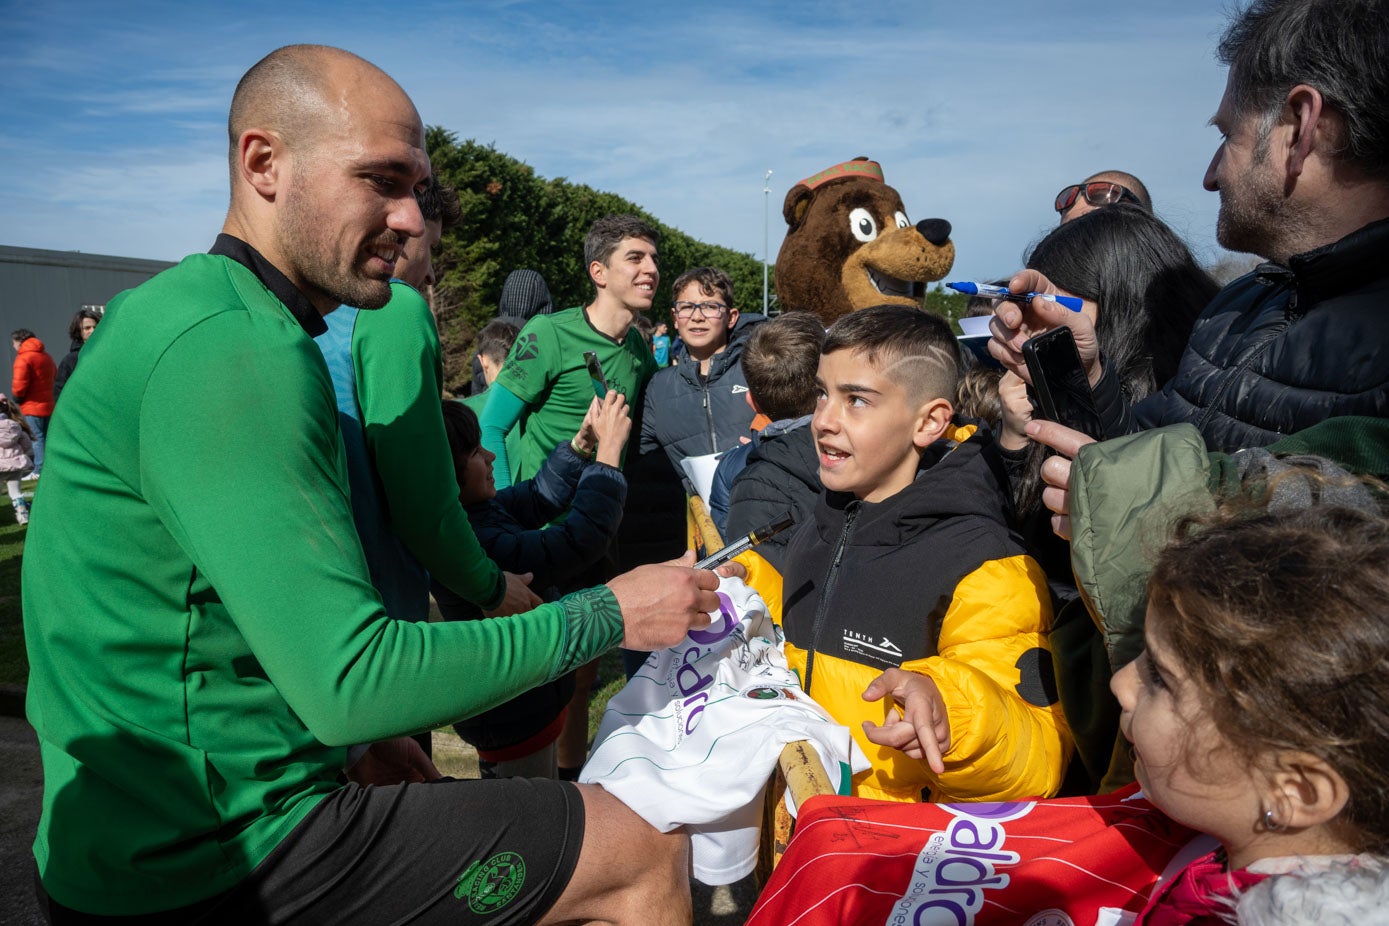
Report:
947,281,1083,313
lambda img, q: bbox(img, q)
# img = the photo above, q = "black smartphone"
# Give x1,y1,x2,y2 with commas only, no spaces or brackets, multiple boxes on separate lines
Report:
583,351,609,398
1020,327,1106,441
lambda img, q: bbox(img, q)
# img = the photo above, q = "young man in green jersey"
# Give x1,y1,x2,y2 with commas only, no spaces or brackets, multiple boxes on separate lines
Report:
25,44,724,924
479,214,661,489
477,214,664,777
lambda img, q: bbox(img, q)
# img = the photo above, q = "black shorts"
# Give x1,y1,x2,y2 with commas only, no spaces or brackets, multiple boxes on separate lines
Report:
37,777,585,926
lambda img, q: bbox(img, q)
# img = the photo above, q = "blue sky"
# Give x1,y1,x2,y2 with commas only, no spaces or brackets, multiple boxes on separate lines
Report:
1,0,1241,286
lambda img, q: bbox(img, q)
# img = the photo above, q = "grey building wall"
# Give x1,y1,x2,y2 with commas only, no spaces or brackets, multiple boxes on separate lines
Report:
0,245,175,380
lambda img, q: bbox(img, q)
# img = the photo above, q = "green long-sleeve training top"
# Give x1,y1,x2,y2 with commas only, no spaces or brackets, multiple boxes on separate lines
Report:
22,252,624,915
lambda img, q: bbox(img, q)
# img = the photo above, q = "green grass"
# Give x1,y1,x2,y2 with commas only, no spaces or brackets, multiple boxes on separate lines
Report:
0,511,28,687
588,648,626,742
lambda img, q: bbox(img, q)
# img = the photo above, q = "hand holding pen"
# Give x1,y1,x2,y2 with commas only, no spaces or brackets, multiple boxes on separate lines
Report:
695,513,795,571
980,270,1104,388
947,281,1083,312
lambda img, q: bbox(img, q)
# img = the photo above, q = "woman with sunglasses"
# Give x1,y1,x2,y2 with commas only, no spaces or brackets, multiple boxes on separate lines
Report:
1054,170,1151,223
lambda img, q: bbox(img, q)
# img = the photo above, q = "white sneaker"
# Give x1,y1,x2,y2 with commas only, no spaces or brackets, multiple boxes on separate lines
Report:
14,507,28,526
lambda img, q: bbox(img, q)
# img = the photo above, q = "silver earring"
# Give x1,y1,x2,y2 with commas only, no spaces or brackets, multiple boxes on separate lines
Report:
1261,808,1285,832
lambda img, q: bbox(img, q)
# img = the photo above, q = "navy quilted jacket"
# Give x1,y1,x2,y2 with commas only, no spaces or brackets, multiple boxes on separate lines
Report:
1095,217,1389,451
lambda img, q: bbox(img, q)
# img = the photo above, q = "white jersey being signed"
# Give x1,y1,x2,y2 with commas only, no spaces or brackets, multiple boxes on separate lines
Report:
581,576,867,885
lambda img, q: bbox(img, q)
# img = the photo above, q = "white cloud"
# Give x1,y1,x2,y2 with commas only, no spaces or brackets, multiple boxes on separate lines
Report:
0,0,1240,280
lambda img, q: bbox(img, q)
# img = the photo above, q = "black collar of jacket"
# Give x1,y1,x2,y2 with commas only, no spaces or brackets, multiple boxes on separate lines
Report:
812,419,1011,544
1254,215,1389,305
210,234,328,337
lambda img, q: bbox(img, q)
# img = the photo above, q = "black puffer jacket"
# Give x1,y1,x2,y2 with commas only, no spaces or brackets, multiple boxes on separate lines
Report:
53,339,84,402
1097,218,1389,452
724,423,820,573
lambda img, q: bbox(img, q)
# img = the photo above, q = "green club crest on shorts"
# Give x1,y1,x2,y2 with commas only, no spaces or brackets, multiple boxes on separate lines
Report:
454,851,527,914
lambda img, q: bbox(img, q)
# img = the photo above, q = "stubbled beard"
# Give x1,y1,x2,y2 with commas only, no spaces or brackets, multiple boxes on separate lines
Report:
1214,145,1287,261
281,182,396,310
336,272,393,310
344,233,405,309
1216,192,1279,259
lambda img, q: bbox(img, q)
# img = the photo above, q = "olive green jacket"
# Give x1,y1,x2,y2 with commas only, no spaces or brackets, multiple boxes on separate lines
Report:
1070,415,1389,671
1058,416,1388,790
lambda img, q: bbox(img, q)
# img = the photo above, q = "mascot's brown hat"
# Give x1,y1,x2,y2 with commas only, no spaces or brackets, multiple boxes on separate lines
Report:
774,157,954,324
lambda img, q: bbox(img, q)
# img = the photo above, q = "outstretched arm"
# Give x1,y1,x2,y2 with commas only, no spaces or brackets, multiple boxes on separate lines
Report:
353,288,511,610
482,441,627,591
479,384,528,491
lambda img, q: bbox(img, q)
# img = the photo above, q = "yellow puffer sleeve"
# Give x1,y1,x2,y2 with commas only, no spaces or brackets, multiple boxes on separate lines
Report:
734,549,783,626
914,553,1072,802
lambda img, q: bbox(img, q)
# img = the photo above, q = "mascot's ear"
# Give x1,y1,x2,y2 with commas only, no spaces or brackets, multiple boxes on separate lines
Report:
784,184,814,232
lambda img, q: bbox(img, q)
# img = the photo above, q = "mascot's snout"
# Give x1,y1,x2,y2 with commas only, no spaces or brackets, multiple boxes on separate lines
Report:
917,218,952,247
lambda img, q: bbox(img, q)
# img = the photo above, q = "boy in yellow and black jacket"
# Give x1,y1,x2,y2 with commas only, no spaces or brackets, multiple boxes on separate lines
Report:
750,305,1070,804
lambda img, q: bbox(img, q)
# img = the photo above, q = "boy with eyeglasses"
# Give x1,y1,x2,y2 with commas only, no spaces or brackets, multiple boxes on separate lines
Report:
638,266,763,486
1055,169,1151,223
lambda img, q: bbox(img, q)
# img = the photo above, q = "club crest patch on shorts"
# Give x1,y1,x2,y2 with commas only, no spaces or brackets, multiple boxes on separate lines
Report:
455,851,526,914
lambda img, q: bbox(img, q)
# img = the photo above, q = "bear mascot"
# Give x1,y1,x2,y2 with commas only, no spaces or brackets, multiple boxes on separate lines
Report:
774,157,954,323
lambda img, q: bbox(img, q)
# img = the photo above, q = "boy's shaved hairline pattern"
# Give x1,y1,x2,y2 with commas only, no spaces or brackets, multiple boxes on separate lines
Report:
878,346,960,406
822,304,962,406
